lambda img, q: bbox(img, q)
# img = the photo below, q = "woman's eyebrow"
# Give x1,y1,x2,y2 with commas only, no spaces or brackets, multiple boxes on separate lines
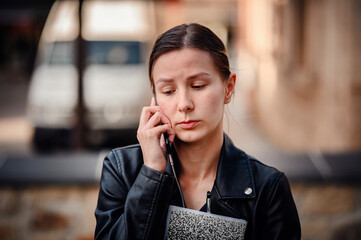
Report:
155,72,210,85
155,78,174,85
186,72,210,81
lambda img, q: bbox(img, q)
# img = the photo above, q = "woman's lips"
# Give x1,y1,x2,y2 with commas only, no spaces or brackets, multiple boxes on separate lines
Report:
178,120,199,129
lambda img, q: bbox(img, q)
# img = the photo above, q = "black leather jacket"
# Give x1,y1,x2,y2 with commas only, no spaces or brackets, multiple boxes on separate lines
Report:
95,135,301,239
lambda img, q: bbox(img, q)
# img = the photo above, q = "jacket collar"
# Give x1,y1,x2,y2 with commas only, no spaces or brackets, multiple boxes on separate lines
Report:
165,134,256,200
214,134,256,199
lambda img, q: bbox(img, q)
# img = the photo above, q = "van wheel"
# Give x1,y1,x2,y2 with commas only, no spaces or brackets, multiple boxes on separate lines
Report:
32,127,76,152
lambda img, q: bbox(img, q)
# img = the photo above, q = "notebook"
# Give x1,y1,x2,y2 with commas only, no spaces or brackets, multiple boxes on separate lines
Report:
165,205,247,240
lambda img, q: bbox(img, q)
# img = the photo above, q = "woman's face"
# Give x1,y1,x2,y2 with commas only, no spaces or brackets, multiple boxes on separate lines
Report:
152,48,235,143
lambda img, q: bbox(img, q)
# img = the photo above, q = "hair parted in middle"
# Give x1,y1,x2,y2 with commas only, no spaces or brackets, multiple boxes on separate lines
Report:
148,23,231,93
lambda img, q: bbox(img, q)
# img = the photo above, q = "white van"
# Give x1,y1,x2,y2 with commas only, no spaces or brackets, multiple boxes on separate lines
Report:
27,0,155,148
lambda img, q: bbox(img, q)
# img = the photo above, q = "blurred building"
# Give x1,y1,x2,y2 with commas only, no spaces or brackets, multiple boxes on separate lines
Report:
237,0,361,153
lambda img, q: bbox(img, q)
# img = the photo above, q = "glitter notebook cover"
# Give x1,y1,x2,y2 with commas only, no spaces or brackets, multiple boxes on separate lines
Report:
165,205,247,240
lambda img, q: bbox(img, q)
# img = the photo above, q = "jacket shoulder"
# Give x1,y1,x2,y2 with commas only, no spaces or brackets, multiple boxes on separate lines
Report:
105,144,144,181
247,154,286,187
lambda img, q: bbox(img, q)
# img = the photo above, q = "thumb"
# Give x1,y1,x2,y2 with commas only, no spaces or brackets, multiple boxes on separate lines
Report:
160,134,167,156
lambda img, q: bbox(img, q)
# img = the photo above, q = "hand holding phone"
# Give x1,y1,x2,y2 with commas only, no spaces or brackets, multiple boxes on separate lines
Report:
137,97,175,172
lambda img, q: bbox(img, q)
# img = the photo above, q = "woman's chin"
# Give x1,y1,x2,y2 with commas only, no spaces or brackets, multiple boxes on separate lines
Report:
175,132,197,143
174,129,206,144
174,124,223,145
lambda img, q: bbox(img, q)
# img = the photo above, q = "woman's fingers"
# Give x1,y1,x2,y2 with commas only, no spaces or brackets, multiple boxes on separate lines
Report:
144,124,173,140
138,107,174,140
139,107,172,129
167,128,175,142
140,97,173,129
151,96,157,107
145,111,171,127
139,106,157,126
137,98,174,172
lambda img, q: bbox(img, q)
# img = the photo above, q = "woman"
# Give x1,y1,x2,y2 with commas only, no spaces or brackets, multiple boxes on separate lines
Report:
95,23,301,240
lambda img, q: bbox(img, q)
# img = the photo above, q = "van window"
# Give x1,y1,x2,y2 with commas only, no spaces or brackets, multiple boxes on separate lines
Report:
85,41,142,65
39,40,142,66
48,41,75,65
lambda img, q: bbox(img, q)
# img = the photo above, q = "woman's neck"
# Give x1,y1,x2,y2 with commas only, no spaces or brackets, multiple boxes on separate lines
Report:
175,130,223,181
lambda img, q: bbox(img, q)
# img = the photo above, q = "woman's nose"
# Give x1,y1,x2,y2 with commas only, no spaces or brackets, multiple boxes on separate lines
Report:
177,91,194,113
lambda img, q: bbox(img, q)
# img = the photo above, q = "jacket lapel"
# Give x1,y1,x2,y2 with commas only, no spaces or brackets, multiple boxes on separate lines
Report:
211,134,256,218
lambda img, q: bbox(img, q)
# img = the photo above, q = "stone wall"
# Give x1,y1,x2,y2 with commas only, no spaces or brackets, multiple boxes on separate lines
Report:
0,184,360,240
292,183,361,240
0,186,98,240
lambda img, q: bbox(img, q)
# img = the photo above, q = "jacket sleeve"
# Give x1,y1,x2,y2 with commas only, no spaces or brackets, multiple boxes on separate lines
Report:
261,173,301,240
94,150,174,240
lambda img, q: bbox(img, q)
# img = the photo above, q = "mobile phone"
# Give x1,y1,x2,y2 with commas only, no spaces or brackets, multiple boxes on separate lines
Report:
153,95,185,207
154,96,172,154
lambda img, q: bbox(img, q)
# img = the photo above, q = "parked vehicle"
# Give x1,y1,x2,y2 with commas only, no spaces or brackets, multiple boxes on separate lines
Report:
27,0,155,149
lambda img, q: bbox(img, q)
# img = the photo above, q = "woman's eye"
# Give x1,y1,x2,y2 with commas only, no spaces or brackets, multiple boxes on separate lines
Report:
192,85,205,90
162,89,175,95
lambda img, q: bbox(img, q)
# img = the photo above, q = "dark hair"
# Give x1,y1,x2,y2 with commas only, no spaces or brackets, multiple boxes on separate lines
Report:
148,23,231,93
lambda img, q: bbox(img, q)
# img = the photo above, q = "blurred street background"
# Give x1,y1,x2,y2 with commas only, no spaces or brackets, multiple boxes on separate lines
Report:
0,0,360,239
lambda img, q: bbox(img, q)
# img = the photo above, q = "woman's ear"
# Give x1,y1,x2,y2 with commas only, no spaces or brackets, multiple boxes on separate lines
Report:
224,73,236,104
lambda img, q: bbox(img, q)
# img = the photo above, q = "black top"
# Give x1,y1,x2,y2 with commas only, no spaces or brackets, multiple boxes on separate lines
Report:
95,134,301,239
